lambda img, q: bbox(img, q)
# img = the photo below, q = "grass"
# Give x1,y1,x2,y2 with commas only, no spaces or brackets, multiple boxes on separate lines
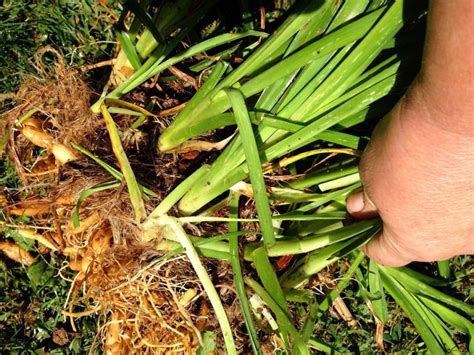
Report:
0,255,98,353
1,0,473,353
0,0,118,95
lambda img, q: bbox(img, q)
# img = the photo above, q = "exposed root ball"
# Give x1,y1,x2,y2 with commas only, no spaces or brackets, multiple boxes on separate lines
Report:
2,50,98,192
2,51,242,353
75,246,205,353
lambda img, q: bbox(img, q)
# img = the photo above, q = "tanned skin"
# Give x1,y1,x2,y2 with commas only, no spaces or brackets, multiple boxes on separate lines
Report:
347,0,474,266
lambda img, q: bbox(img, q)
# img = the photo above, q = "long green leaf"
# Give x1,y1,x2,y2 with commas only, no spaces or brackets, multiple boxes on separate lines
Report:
420,295,474,347
319,251,366,312
295,0,406,120
227,192,262,355
382,266,474,317
245,277,309,355
369,260,388,323
251,246,289,316
261,220,378,257
114,31,267,99
226,88,275,246
379,269,445,353
177,74,401,215
177,212,347,224
101,105,145,222
117,30,142,70
71,181,120,228
71,143,157,198
281,225,379,288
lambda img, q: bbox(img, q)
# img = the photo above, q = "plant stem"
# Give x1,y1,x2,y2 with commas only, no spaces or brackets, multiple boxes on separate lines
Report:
157,215,236,354
101,105,146,222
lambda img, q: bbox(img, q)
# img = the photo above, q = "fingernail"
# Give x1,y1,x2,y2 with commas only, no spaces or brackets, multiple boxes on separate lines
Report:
347,191,365,213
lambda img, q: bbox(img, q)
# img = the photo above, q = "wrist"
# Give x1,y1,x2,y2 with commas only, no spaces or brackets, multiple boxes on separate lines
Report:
400,78,474,143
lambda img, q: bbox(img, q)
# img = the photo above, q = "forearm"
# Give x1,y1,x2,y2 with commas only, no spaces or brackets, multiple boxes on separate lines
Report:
416,0,474,135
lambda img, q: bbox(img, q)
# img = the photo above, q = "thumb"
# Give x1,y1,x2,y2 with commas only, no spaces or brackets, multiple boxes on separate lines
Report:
346,190,378,218
361,229,412,267
347,190,413,266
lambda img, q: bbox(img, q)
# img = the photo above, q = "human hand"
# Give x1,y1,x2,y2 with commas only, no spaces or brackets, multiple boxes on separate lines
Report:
346,0,474,266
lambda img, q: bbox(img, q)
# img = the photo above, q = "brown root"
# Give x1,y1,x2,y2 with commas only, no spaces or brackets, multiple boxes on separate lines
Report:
0,240,36,266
